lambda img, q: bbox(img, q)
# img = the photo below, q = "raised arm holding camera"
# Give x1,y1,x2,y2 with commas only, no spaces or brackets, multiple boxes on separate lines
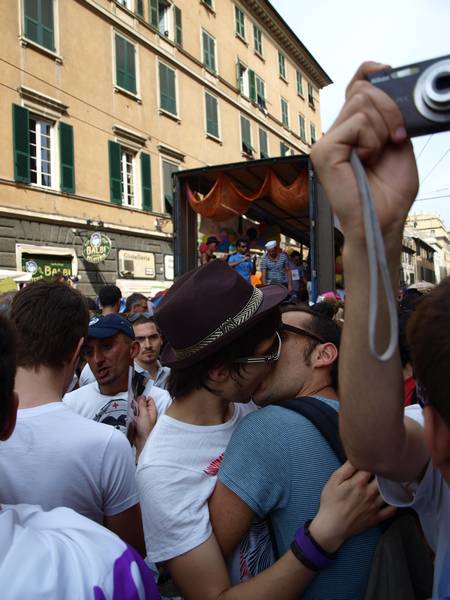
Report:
310,60,450,598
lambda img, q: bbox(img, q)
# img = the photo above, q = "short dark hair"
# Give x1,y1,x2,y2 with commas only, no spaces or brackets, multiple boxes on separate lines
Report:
0,315,17,436
131,315,160,331
281,305,341,390
126,292,147,312
98,284,121,308
11,282,89,370
408,277,450,427
236,238,248,247
168,308,281,398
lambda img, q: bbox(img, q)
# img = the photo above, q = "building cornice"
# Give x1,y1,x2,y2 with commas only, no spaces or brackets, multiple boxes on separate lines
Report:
242,0,332,88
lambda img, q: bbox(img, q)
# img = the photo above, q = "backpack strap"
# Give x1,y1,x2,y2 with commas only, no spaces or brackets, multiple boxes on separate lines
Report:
276,396,347,464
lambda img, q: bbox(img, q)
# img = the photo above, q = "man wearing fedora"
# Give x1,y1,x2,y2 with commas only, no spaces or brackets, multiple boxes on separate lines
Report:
201,235,220,264
136,260,388,599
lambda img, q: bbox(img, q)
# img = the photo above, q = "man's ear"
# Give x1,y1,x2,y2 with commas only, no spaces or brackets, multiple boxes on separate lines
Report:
207,364,231,384
423,405,450,467
312,342,338,369
68,337,85,370
0,391,19,441
130,340,140,361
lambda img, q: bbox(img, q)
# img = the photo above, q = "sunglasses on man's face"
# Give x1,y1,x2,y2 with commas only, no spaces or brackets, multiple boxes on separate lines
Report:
127,312,154,322
280,323,325,343
234,331,282,365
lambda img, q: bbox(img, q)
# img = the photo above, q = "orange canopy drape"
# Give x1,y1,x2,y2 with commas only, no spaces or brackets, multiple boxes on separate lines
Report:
186,168,308,222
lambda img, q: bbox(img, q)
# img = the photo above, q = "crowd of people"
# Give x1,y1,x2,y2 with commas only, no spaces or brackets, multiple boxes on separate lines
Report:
0,61,448,600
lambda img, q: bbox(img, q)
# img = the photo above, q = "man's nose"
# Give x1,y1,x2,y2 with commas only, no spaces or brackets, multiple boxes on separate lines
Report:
92,347,105,365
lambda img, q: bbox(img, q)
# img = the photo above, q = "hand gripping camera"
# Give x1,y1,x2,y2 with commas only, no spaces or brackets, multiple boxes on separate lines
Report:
368,55,450,137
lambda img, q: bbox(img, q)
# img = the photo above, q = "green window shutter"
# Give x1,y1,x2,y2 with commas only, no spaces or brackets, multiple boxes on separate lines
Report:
108,141,122,205
149,0,159,27
59,122,75,193
202,32,215,72
140,152,152,211
241,116,252,155
136,0,144,17
205,93,219,138
12,104,30,183
159,63,177,114
259,129,268,159
299,114,306,141
115,35,136,94
174,6,182,46
24,0,55,51
248,70,256,102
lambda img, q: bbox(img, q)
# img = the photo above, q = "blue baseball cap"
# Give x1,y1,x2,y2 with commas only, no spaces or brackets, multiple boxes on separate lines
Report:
88,314,135,340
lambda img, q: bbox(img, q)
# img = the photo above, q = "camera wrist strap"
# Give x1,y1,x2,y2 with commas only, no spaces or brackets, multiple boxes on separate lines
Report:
350,149,398,361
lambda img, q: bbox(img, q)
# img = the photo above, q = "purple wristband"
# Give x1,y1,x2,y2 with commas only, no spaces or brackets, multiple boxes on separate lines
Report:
294,522,335,570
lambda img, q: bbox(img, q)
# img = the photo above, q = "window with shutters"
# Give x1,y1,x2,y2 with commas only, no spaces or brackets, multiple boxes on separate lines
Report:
201,0,214,9
236,61,265,110
298,113,306,142
310,123,317,144
202,31,216,74
236,61,249,96
13,104,75,191
29,116,53,187
158,62,177,116
278,52,286,80
109,140,150,209
255,75,266,110
296,70,304,97
148,0,182,45
205,92,220,139
259,128,268,159
22,0,56,52
253,25,263,56
162,159,178,215
240,115,253,157
115,34,137,95
281,98,289,128
235,6,245,39
308,82,315,109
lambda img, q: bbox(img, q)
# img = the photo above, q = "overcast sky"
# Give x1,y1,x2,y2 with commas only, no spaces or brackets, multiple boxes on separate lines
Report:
271,0,450,229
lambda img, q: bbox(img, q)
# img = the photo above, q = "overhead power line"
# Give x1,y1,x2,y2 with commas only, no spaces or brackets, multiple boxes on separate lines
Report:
420,148,450,186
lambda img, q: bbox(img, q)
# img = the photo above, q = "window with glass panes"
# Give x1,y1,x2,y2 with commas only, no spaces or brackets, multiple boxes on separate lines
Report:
115,35,137,94
240,116,252,156
202,0,213,7
23,0,55,51
296,70,303,96
259,128,268,159
162,159,178,214
299,114,306,141
120,148,135,206
205,93,219,138
253,25,262,55
236,61,248,95
310,123,317,144
278,52,286,79
235,6,245,38
159,62,177,115
29,117,52,187
281,98,289,128
202,31,216,73
280,142,289,157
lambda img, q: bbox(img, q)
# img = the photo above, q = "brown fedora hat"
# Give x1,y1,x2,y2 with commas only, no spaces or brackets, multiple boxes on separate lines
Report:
155,260,287,368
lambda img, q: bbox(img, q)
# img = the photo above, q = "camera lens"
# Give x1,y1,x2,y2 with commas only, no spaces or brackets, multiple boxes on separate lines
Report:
414,59,450,122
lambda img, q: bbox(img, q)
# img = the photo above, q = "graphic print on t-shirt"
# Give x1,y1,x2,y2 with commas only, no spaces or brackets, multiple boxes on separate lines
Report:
94,398,128,434
203,453,224,476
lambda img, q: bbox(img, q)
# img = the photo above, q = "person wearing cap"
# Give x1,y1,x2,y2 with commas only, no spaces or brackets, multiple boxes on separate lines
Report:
0,282,146,556
261,240,293,292
136,261,384,599
64,313,171,433
201,235,220,264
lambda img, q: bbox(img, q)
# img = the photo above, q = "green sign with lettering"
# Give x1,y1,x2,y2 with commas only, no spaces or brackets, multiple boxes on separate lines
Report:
82,232,112,264
22,254,73,282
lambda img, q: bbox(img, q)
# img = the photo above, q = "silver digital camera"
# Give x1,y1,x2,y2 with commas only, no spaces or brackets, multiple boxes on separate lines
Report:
368,55,450,137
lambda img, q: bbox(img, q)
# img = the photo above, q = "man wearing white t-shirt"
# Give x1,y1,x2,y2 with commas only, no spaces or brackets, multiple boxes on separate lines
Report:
0,283,145,556
310,61,450,597
0,313,159,600
64,314,171,433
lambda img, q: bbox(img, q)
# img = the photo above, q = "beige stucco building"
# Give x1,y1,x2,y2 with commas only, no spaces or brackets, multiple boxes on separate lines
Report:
0,0,330,296
406,213,450,283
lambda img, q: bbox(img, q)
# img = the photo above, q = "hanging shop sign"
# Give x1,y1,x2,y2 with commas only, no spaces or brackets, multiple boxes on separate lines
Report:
22,254,73,282
82,232,112,264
